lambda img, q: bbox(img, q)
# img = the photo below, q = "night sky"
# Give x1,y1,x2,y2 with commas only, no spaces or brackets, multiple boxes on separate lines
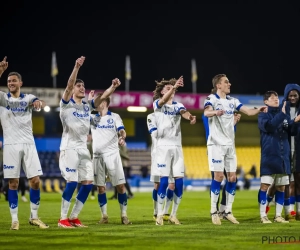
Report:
1,1,300,95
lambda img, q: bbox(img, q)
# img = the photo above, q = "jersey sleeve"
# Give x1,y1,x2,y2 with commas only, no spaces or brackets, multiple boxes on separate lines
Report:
234,98,243,111
27,94,39,104
0,92,8,108
60,98,71,109
147,114,157,134
153,99,161,111
204,95,215,109
114,114,125,131
176,102,186,114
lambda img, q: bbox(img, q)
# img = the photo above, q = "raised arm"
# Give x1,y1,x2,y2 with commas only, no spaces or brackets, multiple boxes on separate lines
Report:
93,78,121,107
0,56,8,78
157,76,183,107
62,56,85,102
239,105,267,116
180,109,196,124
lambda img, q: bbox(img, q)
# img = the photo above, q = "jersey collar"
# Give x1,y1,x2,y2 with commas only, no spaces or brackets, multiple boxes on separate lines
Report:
70,98,86,104
96,110,112,117
214,93,230,100
7,92,25,99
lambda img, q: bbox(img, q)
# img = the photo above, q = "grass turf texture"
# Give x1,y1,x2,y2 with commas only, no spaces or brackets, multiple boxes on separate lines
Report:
0,190,299,250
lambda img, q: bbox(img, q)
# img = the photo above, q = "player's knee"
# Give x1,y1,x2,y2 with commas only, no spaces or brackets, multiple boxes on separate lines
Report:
168,183,175,191
8,178,19,190
154,183,160,190
116,184,125,194
97,186,106,194
260,183,269,192
29,176,40,189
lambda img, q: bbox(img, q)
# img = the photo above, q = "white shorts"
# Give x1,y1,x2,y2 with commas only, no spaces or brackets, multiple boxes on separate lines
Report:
59,148,93,182
261,174,289,186
207,145,237,172
93,151,125,187
153,145,185,178
150,175,175,183
3,144,42,179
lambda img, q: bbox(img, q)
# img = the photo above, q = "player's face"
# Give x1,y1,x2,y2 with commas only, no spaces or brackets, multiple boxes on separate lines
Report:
7,75,22,94
217,77,231,94
265,94,279,107
73,82,85,99
161,84,174,98
288,90,299,107
96,100,107,111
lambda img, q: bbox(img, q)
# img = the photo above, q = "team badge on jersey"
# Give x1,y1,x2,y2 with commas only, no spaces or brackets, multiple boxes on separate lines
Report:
84,105,89,112
229,103,234,109
206,97,210,100
107,118,114,124
148,119,151,123
20,101,27,107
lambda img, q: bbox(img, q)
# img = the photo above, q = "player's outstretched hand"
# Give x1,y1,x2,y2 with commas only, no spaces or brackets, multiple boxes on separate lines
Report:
259,106,268,113
112,78,121,88
0,56,8,76
189,115,196,125
32,100,43,111
88,90,95,100
75,56,85,69
174,76,184,89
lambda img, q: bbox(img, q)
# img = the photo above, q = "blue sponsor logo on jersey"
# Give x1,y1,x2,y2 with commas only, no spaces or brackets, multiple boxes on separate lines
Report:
157,163,166,168
212,159,222,163
66,167,76,172
97,125,115,129
4,164,14,169
73,111,89,118
10,107,26,112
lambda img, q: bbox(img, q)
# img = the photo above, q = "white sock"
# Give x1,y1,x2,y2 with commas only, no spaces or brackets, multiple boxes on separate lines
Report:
219,204,226,213
10,207,18,222
296,202,300,213
284,205,290,216
170,193,182,217
290,204,295,211
210,191,219,214
225,191,235,213
163,197,173,215
30,202,39,219
275,202,283,217
119,203,127,217
101,204,107,216
69,199,84,219
60,198,71,220
157,194,165,216
260,203,267,218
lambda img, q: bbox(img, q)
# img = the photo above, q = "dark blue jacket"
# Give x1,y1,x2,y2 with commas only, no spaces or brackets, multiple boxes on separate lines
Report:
285,83,300,172
258,105,291,175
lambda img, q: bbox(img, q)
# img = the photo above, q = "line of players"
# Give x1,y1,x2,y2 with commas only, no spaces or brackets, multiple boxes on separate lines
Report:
1,55,300,229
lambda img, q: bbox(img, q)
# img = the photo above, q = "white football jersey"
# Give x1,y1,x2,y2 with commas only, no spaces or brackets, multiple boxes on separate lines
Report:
203,93,243,146
91,111,125,155
59,98,94,150
0,92,38,145
153,99,186,146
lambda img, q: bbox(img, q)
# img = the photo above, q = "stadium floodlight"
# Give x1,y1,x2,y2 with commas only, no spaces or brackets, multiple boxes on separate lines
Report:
44,106,51,112
127,106,147,112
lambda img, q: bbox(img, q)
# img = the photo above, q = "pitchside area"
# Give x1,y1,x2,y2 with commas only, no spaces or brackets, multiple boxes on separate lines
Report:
0,191,298,249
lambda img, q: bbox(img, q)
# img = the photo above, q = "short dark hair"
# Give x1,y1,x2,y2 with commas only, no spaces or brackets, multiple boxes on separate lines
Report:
75,79,84,85
96,92,110,106
263,90,278,101
8,72,22,81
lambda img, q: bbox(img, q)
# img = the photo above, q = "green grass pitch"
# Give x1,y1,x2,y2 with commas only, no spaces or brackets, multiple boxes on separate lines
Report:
0,190,299,250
